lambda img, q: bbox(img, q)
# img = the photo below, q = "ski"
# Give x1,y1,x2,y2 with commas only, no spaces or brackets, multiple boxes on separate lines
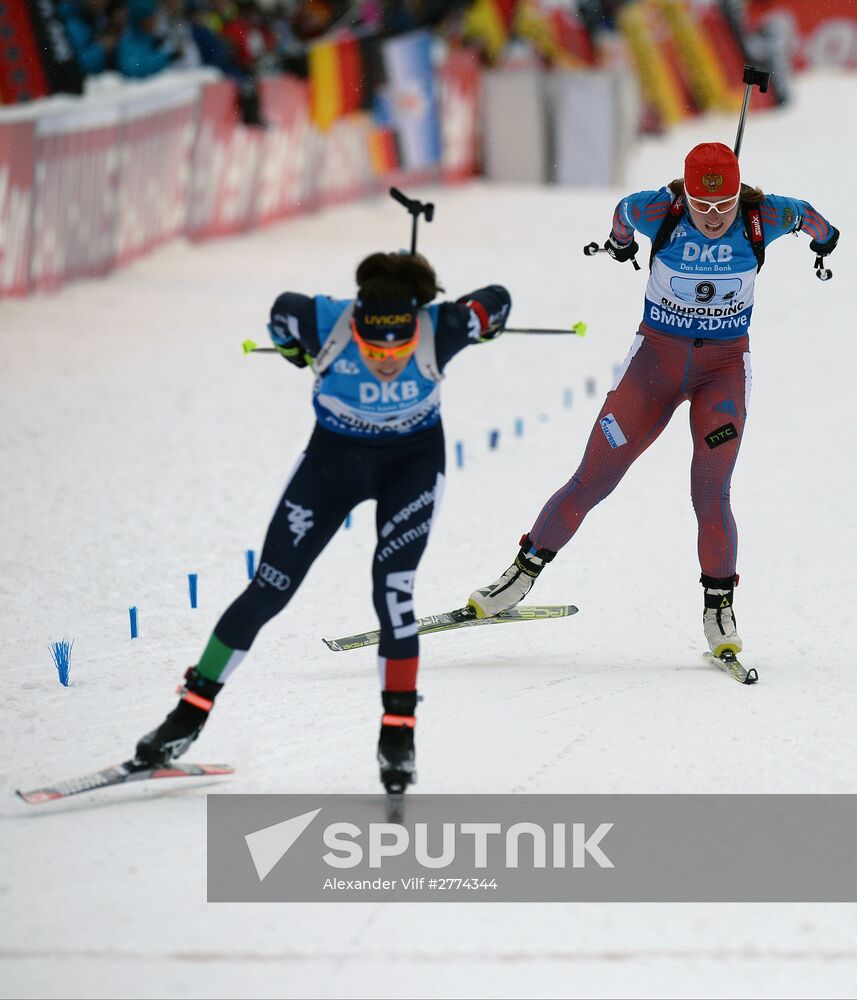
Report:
16,760,234,805
323,604,578,651
704,650,758,685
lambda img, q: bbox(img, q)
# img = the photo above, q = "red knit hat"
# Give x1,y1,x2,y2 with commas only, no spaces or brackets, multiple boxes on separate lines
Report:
684,142,740,198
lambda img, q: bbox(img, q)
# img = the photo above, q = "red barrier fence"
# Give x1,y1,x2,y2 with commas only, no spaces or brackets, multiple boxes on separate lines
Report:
0,51,481,299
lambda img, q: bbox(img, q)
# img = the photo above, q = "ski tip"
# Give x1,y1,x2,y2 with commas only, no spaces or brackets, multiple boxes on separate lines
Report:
321,637,343,651
16,789,61,805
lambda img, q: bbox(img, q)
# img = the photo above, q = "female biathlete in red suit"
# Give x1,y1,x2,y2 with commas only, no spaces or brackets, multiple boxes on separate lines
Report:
468,142,838,658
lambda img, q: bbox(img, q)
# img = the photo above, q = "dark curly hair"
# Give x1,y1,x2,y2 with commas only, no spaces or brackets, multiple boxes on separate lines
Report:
356,252,443,306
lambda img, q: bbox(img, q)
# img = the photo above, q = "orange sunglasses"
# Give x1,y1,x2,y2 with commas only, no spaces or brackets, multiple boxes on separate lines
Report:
351,317,420,361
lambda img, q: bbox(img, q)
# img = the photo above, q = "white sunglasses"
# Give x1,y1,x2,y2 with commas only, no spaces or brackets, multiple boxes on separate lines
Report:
687,193,740,215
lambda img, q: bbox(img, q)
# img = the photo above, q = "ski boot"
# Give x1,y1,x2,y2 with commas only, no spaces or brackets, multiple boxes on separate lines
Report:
701,573,743,658
378,691,417,795
135,667,223,766
467,534,556,618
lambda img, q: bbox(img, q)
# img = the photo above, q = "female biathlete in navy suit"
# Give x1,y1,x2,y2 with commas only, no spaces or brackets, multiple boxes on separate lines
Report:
136,253,510,792
469,142,838,660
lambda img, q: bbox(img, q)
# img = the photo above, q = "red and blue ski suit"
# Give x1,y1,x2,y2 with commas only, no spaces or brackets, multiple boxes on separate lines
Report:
529,188,835,578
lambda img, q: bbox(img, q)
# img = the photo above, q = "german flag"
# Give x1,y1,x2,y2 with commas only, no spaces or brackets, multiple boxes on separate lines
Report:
463,0,520,62
308,33,364,131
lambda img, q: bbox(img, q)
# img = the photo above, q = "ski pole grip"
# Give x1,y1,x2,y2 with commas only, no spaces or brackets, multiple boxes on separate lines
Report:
390,187,415,212
814,255,833,281
742,65,771,93
583,242,601,256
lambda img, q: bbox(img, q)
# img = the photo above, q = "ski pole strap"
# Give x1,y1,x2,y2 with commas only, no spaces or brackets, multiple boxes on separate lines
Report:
649,195,686,270
742,203,765,273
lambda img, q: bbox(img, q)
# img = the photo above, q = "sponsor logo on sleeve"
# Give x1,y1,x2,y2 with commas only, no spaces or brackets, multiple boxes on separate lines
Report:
284,501,314,546
599,412,627,449
256,562,291,591
705,423,738,449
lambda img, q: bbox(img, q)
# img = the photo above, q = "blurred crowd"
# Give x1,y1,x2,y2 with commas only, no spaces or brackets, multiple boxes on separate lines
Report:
57,0,639,123
59,0,469,83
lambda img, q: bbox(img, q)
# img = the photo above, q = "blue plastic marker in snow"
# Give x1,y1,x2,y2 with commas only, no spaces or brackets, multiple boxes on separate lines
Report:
188,573,198,609
344,513,352,529
563,388,573,409
246,549,256,579
514,418,524,437
488,429,499,450
129,606,138,639
585,377,596,397
50,639,74,686
455,441,464,468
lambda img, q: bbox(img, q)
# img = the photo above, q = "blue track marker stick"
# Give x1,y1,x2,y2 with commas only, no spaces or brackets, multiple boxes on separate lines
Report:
188,574,198,609
50,639,74,686
455,441,464,468
488,429,499,450
344,513,352,529
129,606,138,639
246,549,256,579
514,418,524,437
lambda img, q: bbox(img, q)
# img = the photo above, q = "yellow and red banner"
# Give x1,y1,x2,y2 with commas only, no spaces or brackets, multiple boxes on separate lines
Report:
308,33,364,131
463,0,520,62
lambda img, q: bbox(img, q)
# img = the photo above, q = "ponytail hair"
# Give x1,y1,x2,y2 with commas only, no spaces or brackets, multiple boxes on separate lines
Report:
355,252,443,306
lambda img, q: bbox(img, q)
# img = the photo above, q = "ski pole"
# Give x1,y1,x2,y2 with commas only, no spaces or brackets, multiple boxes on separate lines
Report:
734,65,770,159
242,323,589,356
504,323,588,336
389,187,434,255
583,241,641,271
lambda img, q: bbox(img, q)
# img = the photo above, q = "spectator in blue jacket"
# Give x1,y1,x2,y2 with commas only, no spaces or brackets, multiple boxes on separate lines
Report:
60,0,123,74
118,0,183,78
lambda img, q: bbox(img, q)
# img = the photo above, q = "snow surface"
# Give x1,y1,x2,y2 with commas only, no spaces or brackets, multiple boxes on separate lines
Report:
2,72,857,1000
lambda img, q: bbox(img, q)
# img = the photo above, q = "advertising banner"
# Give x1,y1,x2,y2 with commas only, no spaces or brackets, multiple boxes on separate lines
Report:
747,0,857,70
0,0,83,104
439,48,481,182
0,120,36,296
254,76,312,225
30,103,122,291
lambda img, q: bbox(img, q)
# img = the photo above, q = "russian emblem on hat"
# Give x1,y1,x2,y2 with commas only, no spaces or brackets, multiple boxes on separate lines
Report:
684,142,740,199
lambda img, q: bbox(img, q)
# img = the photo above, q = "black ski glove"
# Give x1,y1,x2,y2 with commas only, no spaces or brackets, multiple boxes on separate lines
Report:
809,226,839,257
458,292,510,341
268,322,310,369
604,233,639,264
